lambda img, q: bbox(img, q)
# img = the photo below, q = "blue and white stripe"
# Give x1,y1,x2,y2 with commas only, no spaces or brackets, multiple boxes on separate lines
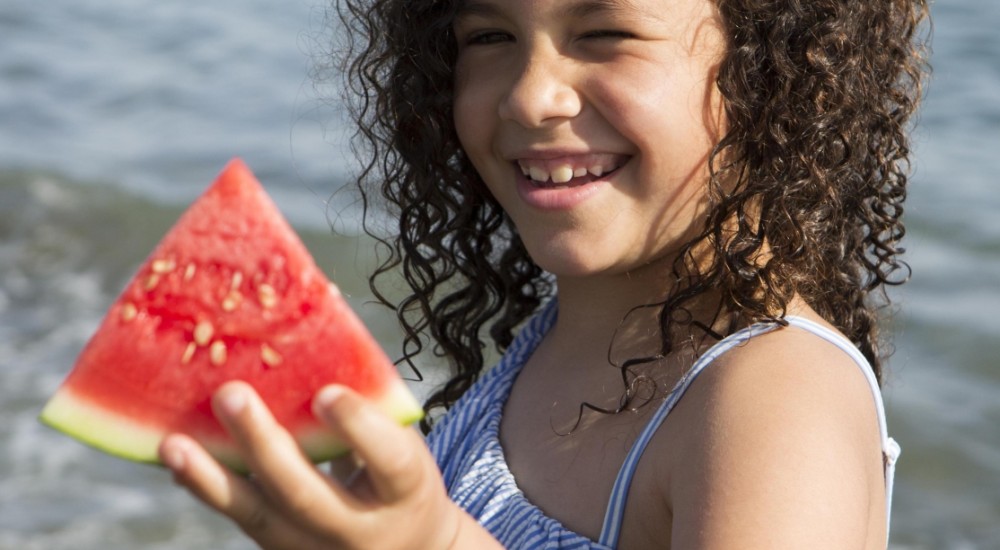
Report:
426,302,605,549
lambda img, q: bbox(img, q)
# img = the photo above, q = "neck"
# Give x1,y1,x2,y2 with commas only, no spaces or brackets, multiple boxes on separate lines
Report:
545,255,729,371
547,266,669,370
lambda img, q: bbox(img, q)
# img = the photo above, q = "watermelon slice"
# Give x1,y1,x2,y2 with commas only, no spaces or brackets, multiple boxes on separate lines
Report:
39,158,422,471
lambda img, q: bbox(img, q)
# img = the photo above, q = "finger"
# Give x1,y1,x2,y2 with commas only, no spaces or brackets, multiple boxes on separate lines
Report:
312,385,427,503
211,381,356,529
159,433,318,550
327,452,365,484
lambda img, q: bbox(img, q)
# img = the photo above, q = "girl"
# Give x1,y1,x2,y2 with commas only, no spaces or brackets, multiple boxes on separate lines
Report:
158,0,929,548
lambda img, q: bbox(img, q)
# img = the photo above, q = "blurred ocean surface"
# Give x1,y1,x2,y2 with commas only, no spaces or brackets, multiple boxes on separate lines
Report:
0,0,997,548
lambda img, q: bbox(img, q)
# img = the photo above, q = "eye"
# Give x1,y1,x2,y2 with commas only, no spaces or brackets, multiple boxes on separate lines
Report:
580,29,635,40
464,30,514,46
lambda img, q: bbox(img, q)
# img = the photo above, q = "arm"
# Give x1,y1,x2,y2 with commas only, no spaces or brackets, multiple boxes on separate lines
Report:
159,381,503,550
668,327,887,549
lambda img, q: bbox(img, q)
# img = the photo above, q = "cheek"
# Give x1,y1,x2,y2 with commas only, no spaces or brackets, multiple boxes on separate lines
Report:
586,63,679,142
452,94,473,153
686,68,725,149
452,64,472,144
610,76,720,170
452,63,490,154
452,100,490,188
451,80,500,200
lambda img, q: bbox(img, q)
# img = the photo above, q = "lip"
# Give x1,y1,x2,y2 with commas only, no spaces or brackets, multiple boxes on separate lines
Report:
505,149,627,163
514,163,619,211
500,147,629,210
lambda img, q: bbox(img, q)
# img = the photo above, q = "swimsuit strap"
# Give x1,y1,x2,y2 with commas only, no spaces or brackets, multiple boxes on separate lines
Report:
597,316,899,547
780,317,900,542
596,321,776,546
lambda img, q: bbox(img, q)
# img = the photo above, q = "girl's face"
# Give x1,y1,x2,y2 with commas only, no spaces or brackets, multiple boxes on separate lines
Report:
452,0,727,280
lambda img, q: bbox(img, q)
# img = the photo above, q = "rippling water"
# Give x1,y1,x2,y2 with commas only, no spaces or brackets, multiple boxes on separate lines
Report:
1,0,998,548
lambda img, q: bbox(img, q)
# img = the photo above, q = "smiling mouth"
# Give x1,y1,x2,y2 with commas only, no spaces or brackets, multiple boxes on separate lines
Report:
516,155,627,187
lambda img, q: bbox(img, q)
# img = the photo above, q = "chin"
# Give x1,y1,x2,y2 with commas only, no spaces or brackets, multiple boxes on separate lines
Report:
528,248,620,280
529,241,680,284
523,248,588,277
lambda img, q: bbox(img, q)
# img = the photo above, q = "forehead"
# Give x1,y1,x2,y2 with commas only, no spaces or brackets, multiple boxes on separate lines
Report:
455,0,653,19
453,0,724,46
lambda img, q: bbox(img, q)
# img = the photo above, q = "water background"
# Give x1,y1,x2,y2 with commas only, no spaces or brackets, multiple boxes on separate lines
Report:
1,0,997,548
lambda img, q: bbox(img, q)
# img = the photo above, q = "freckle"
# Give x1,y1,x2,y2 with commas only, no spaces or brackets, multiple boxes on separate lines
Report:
193,320,214,346
209,341,227,366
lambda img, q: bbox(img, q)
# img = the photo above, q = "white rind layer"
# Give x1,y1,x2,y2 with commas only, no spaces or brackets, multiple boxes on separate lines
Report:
39,378,424,472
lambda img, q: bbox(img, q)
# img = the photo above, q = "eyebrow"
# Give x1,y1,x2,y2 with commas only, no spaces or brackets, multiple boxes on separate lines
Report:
456,0,637,19
454,1,493,18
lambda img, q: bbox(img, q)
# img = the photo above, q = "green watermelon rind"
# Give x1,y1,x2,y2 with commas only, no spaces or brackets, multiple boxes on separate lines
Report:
40,387,164,465
39,377,424,472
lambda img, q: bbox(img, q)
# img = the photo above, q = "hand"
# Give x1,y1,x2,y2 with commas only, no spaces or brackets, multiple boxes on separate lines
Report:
158,380,468,550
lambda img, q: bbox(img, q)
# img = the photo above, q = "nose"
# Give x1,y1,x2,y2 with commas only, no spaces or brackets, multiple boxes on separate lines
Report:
498,45,582,128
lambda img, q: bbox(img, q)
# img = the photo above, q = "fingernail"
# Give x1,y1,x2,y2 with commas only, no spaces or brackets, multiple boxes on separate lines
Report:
162,439,187,470
313,385,346,417
219,386,247,416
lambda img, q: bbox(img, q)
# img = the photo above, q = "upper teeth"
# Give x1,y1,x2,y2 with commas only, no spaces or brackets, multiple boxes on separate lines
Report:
519,162,615,183
550,165,573,184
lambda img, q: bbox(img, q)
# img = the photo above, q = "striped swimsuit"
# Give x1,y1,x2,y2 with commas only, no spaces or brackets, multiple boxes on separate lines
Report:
426,301,900,548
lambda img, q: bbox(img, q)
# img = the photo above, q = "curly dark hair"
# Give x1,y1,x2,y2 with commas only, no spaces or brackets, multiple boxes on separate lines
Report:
331,0,930,429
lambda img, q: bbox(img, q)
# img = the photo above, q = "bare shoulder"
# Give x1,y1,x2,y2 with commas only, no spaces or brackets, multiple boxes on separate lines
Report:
665,313,887,549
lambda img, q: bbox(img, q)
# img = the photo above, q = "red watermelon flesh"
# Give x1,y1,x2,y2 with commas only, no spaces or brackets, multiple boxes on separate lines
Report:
39,158,423,471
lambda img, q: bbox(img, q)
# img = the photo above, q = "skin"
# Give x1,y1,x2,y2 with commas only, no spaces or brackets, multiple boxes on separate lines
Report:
452,0,726,281
159,382,501,550
161,0,889,547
